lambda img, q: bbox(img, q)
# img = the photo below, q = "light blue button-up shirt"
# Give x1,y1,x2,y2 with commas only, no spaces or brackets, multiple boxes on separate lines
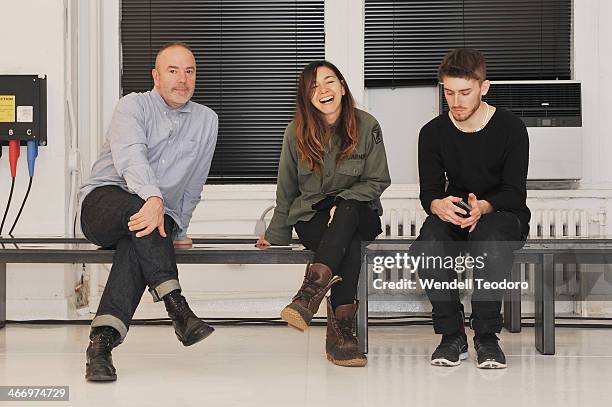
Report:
79,88,218,240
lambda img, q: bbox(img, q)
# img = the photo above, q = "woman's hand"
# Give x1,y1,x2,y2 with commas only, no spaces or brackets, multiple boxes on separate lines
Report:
256,237,271,249
327,205,337,226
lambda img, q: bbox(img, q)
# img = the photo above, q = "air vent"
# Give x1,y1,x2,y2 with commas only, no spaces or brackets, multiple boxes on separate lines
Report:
439,81,581,127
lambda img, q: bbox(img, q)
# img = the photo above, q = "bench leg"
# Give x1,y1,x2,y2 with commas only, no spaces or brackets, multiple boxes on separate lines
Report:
0,263,5,329
504,262,522,332
535,254,555,355
357,251,368,354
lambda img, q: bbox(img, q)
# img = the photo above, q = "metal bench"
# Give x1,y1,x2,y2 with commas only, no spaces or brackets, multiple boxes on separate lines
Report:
2,237,611,356
360,239,612,355
0,236,313,329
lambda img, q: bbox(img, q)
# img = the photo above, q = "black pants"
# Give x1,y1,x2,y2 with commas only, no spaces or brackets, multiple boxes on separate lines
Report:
294,199,382,309
80,185,181,342
412,212,525,335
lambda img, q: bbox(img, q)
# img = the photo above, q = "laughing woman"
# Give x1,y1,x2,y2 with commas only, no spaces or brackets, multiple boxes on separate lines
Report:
256,60,391,367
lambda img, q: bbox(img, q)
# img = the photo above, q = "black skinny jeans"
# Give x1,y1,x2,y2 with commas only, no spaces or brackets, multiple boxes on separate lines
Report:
411,212,525,335
80,185,181,341
294,198,382,310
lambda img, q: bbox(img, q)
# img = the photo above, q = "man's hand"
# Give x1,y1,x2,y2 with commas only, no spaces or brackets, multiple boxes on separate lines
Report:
327,205,337,226
460,193,494,232
430,196,466,225
127,196,166,238
256,237,271,250
173,237,193,248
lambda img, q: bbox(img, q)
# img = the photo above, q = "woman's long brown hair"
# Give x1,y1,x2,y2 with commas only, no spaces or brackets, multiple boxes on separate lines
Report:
294,60,359,172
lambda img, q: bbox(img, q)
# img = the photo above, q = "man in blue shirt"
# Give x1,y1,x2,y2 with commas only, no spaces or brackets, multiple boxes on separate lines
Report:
79,42,218,382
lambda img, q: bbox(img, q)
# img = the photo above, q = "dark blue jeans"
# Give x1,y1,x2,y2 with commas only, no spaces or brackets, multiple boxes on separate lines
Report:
412,212,526,335
81,185,181,342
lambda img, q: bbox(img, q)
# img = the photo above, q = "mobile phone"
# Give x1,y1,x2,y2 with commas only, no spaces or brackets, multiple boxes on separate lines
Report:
453,200,472,218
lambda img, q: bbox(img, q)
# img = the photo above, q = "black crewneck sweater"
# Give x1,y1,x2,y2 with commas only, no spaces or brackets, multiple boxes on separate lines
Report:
418,107,531,236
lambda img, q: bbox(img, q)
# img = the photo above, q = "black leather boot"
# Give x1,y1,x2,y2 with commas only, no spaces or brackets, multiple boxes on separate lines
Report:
85,326,120,382
163,289,215,346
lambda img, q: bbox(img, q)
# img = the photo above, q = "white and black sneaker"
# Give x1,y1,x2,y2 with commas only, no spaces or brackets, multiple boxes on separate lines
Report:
474,333,507,369
431,332,469,367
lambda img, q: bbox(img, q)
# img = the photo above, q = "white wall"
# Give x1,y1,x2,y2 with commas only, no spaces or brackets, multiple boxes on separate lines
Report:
574,0,612,188
324,0,365,107
1,0,74,319
367,87,438,183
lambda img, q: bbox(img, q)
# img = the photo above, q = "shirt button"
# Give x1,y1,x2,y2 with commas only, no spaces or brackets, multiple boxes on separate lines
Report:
162,160,165,163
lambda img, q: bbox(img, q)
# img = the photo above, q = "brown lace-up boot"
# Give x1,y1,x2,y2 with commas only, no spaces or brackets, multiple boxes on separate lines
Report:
280,262,342,331
325,298,367,367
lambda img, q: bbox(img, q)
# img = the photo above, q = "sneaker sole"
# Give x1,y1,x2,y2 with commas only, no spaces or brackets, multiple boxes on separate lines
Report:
476,360,507,369
326,353,367,367
431,351,469,367
280,307,308,331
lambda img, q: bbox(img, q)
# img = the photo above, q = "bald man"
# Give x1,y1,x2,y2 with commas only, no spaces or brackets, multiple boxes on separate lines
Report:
79,42,218,381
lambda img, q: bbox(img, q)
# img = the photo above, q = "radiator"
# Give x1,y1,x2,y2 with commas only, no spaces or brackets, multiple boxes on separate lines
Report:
381,208,596,238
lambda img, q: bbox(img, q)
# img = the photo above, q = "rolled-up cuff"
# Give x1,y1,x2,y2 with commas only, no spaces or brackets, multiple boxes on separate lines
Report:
136,184,163,202
149,279,181,302
174,231,187,241
91,314,128,343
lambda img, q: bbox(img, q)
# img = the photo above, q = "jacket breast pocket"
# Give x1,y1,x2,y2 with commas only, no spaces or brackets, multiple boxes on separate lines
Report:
333,159,365,190
297,162,320,193
336,160,365,178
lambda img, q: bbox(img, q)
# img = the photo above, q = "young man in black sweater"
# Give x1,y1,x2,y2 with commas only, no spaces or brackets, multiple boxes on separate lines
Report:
414,48,530,369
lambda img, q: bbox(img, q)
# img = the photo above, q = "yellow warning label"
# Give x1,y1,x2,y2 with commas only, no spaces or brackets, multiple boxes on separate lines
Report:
0,95,16,123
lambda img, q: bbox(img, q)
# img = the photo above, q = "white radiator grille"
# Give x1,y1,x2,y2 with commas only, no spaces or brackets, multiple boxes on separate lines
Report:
381,208,595,238
529,209,589,238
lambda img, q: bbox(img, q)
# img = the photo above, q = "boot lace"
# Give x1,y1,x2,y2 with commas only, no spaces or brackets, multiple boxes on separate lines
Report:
166,292,196,319
338,320,357,344
90,328,116,354
293,276,320,302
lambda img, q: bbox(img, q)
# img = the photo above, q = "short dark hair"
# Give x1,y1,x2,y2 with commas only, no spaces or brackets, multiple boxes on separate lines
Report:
438,48,486,83
155,42,194,68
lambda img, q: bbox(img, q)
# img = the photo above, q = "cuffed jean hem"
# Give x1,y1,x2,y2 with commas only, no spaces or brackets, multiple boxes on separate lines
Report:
91,314,128,343
148,279,181,302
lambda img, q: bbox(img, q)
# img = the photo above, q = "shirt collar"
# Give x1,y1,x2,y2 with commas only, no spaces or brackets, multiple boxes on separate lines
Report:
151,88,193,113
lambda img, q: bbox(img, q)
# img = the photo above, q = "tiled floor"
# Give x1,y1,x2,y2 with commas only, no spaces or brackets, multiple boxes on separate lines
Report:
2,324,612,406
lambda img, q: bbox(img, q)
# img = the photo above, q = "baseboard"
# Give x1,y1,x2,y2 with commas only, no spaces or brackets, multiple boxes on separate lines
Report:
6,298,71,320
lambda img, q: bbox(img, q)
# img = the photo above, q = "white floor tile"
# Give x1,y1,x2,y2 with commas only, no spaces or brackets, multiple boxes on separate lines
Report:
2,324,612,406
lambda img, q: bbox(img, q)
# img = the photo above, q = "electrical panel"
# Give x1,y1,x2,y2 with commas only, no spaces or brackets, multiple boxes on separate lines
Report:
0,74,47,147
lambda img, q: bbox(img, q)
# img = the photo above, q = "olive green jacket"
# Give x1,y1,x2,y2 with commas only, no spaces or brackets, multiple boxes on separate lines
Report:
264,109,391,245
